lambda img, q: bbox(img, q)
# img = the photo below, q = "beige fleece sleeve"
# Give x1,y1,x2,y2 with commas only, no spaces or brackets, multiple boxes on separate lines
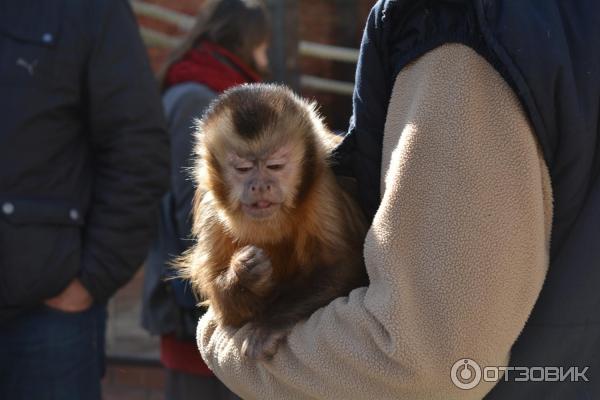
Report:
197,43,553,400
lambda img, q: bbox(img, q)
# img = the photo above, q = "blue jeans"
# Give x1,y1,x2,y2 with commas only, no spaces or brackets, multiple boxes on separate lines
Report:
0,304,107,400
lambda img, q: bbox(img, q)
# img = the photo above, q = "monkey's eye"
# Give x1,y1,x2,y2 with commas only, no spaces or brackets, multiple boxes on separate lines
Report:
267,164,285,171
235,166,253,173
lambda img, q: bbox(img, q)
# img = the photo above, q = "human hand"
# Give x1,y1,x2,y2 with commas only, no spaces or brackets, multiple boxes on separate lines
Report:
44,278,93,313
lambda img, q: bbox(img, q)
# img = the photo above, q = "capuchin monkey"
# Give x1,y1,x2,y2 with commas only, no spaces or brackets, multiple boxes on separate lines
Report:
180,83,368,360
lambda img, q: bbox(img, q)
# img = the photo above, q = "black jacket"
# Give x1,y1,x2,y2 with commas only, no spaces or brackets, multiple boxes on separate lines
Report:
0,0,169,321
334,0,600,398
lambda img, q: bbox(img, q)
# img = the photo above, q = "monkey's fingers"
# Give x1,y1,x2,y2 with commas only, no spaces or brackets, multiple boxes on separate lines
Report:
234,245,268,270
235,245,259,260
232,247,273,296
241,326,290,361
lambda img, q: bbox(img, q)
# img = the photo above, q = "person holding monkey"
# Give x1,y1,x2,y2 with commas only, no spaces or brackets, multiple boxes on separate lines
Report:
141,1,270,399
195,0,600,399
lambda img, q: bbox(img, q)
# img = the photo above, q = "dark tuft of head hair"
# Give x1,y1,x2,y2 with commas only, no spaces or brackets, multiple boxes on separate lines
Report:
229,92,278,140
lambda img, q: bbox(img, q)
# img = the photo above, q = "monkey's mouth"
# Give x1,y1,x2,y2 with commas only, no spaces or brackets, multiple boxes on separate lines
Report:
242,201,280,218
253,200,274,209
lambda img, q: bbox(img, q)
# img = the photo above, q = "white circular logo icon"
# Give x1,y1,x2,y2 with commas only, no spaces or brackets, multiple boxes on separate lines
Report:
451,358,482,390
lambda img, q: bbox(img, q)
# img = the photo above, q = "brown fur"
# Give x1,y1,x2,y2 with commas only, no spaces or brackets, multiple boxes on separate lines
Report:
179,83,367,359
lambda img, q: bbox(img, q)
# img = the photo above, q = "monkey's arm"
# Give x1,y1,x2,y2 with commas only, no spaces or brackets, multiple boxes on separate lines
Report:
207,268,265,328
196,44,551,400
204,245,276,327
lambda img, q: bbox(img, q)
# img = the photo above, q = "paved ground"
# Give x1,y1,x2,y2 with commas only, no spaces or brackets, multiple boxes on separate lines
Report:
103,267,165,399
103,363,165,400
105,268,159,359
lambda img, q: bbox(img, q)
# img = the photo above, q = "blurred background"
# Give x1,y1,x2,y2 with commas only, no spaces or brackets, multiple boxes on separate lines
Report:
104,1,375,399
138,0,373,128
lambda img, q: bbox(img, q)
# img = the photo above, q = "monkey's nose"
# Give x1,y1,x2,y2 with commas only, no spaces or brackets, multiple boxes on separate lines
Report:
250,183,271,193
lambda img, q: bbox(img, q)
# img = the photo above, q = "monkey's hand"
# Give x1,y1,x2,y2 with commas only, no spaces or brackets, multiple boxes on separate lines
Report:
241,324,293,360
230,245,274,297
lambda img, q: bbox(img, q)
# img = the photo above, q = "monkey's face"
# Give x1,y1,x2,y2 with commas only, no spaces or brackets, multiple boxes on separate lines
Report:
197,84,326,225
226,143,300,220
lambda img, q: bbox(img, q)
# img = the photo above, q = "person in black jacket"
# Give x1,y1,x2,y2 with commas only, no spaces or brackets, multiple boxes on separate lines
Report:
0,0,169,399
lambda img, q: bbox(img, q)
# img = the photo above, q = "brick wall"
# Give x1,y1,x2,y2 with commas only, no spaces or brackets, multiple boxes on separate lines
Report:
133,0,376,130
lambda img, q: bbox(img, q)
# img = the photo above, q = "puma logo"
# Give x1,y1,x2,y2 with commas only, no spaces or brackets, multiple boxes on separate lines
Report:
16,58,38,76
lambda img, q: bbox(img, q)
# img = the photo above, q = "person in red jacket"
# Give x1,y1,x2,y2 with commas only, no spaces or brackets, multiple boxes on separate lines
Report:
141,1,270,399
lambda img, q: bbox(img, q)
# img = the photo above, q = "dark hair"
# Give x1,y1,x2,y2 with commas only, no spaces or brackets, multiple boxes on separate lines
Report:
158,0,270,89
